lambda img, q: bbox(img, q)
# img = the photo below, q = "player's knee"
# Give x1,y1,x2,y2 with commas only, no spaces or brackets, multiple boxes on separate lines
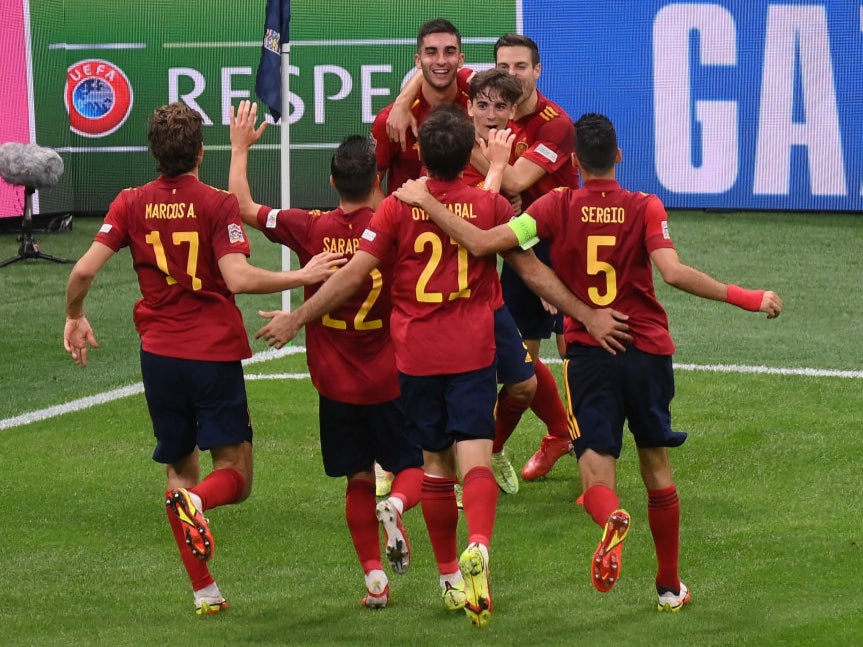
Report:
505,376,536,404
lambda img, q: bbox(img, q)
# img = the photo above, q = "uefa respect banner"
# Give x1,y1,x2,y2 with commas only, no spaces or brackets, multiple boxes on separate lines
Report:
9,0,863,218
21,0,513,216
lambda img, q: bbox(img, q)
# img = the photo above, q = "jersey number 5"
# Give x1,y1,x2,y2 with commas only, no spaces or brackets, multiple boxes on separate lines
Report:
587,235,617,306
145,230,202,290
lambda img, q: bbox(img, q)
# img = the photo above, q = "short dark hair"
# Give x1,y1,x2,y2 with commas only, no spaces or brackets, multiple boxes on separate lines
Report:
147,102,203,177
331,135,377,202
574,113,618,174
494,33,540,66
418,105,474,180
417,18,461,50
469,69,522,104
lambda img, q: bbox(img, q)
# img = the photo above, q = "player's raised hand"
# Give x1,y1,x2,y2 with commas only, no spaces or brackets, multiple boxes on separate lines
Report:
480,127,515,167
299,251,348,284
256,310,301,349
64,315,100,367
230,100,267,151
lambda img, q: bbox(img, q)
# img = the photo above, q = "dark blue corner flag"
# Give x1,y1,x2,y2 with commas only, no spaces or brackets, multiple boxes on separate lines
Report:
255,0,290,122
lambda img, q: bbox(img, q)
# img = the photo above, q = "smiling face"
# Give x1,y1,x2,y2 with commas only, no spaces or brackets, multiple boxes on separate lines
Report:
495,45,540,104
415,31,464,92
468,88,516,140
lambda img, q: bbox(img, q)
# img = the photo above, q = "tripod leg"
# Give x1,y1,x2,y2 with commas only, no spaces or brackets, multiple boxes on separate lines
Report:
0,255,27,268
34,252,75,264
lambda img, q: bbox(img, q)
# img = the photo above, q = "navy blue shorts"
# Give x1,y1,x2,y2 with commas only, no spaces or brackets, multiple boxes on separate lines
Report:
552,311,564,334
495,306,535,385
562,345,687,459
398,363,497,452
318,394,423,478
140,349,253,465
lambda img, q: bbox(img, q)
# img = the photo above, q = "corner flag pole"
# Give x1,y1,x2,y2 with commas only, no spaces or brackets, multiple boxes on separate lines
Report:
280,40,292,312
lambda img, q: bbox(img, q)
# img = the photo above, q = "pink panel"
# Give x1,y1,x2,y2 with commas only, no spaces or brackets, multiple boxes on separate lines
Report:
0,0,32,217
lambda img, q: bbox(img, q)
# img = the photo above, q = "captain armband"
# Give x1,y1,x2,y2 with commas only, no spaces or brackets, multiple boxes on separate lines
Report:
507,213,540,250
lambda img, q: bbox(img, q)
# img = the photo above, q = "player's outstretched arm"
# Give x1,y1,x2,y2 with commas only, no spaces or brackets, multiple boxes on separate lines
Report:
218,251,346,295
229,100,267,226
64,241,114,367
256,250,378,348
393,179,514,256
651,247,782,318
504,250,631,354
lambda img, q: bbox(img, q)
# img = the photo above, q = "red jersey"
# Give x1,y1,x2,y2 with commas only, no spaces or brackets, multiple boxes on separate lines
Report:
371,68,472,194
358,177,513,376
95,174,252,361
510,91,579,207
459,156,509,311
525,179,677,355
255,204,399,404
460,159,486,189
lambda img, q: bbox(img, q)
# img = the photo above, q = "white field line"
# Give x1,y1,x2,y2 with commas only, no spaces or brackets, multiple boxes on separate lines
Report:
0,345,305,432
542,357,863,379
3,351,861,431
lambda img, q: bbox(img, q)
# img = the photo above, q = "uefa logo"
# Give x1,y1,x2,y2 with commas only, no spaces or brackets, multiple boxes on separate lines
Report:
65,59,133,138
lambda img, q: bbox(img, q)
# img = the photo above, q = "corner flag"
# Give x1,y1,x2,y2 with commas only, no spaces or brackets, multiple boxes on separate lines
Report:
255,0,290,121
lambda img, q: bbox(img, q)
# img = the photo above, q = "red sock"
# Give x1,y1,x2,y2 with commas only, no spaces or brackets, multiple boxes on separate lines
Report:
390,466,424,512
345,478,383,573
648,485,681,590
531,360,569,440
165,490,213,591
582,484,620,527
462,467,499,547
420,475,459,574
190,468,245,511
493,387,529,453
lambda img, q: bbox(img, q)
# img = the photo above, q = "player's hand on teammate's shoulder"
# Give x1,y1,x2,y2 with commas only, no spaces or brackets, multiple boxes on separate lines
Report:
256,310,300,349
300,251,347,284
392,177,430,207
760,290,783,319
229,100,267,150
385,104,418,152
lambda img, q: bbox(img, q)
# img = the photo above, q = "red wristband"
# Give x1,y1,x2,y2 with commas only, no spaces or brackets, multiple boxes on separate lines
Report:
726,284,764,311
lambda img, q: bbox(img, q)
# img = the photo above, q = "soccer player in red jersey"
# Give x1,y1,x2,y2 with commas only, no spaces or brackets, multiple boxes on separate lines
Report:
487,34,580,482
369,17,472,495
387,33,577,484
458,69,558,495
392,112,783,612
62,102,344,616
370,18,472,201
258,105,622,627
228,100,424,608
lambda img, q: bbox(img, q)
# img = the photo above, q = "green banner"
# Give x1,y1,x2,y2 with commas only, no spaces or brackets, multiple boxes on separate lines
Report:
31,0,515,213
